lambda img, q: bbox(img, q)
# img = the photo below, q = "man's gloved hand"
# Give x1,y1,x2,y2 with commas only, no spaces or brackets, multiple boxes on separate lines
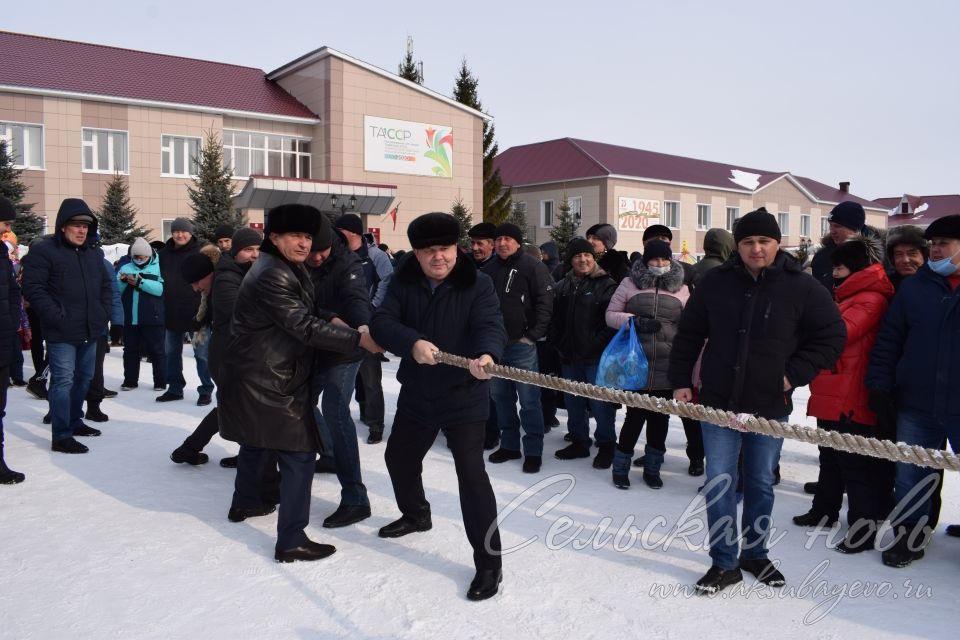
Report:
868,389,898,441
633,317,662,333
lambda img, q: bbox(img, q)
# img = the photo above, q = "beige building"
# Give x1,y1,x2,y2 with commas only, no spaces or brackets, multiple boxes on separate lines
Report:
495,138,888,258
0,31,486,247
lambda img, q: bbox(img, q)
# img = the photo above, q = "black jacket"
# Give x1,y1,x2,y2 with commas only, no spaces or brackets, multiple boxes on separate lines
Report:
208,254,250,381
218,246,361,452
547,266,617,364
158,236,202,332
370,252,506,426
483,250,554,342
0,243,18,367
21,209,112,343
669,251,845,419
690,228,735,289
597,249,631,284
308,234,371,369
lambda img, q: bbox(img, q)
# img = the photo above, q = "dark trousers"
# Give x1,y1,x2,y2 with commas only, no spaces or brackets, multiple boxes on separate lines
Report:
385,413,502,570
122,325,166,387
232,445,302,548
813,419,895,526
26,307,46,377
681,417,704,462
85,335,109,403
536,340,561,427
0,364,8,447
617,390,672,454
356,353,385,429
182,407,220,452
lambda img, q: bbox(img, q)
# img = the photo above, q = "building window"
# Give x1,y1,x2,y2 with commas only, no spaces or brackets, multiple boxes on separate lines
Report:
697,204,711,230
161,135,201,177
800,214,811,238
540,200,554,228
726,207,739,231
778,212,789,235
663,201,680,228
568,196,582,226
223,130,311,179
821,216,830,237
82,128,128,173
0,122,44,169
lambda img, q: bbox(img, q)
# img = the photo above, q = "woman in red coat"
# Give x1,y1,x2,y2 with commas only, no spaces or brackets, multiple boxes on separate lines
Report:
798,236,896,553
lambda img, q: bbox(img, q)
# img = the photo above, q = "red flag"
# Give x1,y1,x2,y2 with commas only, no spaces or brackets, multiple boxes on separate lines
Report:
389,203,400,231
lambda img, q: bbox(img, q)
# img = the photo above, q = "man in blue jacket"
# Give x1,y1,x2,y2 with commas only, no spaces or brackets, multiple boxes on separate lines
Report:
22,198,112,454
371,212,507,601
866,214,960,568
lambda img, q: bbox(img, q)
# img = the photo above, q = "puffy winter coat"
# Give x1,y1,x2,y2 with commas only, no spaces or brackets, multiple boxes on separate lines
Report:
118,252,164,326
690,228,735,289
218,245,361,452
483,249,555,343
370,252,506,426
158,236,201,332
807,263,895,425
0,242,18,367
606,260,689,390
669,251,846,419
866,263,960,421
547,265,618,364
21,208,112,343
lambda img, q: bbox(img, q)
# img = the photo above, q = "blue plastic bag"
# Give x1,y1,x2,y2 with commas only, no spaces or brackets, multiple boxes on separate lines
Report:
596,321,648,390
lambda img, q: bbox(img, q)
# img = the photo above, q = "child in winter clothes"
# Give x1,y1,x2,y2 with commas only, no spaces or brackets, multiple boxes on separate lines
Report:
118,238,166,390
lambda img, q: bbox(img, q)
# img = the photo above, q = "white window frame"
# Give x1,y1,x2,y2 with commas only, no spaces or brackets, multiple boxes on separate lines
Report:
161,218,175,240
160,134,202,178
568,196,582,226
800,214,811,238
0,121,45,170
726,207,739,231
540,200,554,228
696,203,711,230
663,200,680,229
222,129,311,180
821,216,830,237
777,212,789,235
82,127,128,174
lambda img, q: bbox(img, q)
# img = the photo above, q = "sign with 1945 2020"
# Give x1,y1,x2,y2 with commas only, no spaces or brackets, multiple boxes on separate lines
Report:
618,197,661,231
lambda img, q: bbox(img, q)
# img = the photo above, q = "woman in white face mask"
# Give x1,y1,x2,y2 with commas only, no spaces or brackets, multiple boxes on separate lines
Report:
116,237,166,391
604,239,691,490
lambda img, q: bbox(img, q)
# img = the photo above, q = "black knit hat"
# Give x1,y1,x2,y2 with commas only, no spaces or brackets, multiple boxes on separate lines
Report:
311,216,334,252
468,222,497,240
407,212,460,249
0,196,15,222
265,204,323,236
828,201,865,232
831,238,873,274
734,207,782,243
180,252,214,283
565,237,595,263
494,223,524,245
334,213,364,237
214,224,235,240
171,217,193,233
643,224,673,242
230,228,263,257
924,215,960,240
643,239,673,264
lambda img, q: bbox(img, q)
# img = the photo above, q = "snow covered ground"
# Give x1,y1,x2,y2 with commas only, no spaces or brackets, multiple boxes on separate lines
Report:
2,348,957,639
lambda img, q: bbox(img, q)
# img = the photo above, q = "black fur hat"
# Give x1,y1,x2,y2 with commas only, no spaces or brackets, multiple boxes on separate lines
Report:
924,215,960,241
886,225,929,259
265,204,323,236
831,237,877,273
407,212,460,249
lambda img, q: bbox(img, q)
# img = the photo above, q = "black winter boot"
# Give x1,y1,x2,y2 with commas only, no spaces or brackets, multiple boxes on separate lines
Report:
0,447,25,484
593,443,615,469
85,401,109,422
882,524,930,568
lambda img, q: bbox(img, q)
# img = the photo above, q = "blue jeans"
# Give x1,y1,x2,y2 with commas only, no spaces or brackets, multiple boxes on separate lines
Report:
891,409,960,528
165,329,214,396
47,341,97,442
312,360,368,507
561,362,616,447
700,420,786,570
491,341,544,456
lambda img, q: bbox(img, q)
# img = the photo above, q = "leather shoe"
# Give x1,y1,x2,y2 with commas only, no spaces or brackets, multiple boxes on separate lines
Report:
170,446,209,465
275,540,337,563
323,504,372,528
85,405,109,422
219,456,238,468
102,389,119,399
228,503,277,522
367,429,383,444
51,438,89,454
488,448,522,464
378,515,432,538
156,391,184,402
466,568,502,601
197,394,212,407
522,455,541,473
74,423,102,437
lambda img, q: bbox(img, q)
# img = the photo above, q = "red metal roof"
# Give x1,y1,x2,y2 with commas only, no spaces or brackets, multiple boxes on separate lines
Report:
495,137,880,208
875,194,960,226
0,31,316,119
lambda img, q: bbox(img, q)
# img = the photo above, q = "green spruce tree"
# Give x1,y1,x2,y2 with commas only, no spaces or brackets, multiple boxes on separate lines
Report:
0,141,43,243
98,172,149,244
504,202,532,244
451,58,512,224
450,197,472,249
187,129,242,244
549,192,579,259
398,37,424,84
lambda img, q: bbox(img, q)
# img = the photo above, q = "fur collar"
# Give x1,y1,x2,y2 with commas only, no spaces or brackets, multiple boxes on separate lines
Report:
396,250,477,289
629,259,685,292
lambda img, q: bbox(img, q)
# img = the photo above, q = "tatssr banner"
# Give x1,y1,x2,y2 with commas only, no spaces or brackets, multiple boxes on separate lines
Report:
364,115,454,178
617,197,661,232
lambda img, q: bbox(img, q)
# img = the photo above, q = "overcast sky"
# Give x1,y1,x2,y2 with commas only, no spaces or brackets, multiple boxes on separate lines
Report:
6,0,958,200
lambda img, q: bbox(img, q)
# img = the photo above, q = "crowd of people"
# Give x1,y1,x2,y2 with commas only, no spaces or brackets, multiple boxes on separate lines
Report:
1,193,958,600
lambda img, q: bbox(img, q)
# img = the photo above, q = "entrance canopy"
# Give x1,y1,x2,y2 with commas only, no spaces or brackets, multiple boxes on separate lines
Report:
233,176,397,215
